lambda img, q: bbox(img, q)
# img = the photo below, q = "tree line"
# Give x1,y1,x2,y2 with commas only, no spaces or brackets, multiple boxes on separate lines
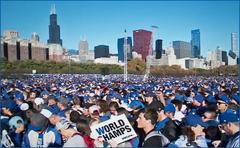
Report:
0,58,238,78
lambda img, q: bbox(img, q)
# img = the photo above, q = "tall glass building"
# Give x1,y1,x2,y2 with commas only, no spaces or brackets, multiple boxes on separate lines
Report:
173,41,191,59
117,37,132,62
191,29,200,58
48,5,62,46
133,29,152,61
231,32,239,57
155,39,163,59
94,45,109,59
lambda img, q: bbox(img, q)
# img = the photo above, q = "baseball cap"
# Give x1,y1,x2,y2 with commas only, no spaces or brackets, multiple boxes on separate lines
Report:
15,92,24,100
40,108,53,118
34,97,44,106
219,112,240,124
206,95,216,103
164,103,176,113
194,94,204,103
89,105,100,115
145,91,155,97
218,95,231,104
55,118,72,130
185,114,208,128
20,103,29,111
129,100,145,110
8,116,24,129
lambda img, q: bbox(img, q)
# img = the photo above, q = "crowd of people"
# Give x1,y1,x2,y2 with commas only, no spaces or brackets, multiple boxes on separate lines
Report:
0,74,239,147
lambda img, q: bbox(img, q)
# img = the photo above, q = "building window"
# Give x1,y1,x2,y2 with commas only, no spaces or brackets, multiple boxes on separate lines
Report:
3,42,8,60
46,48,49,60
28,43,32,60
16,42,20,60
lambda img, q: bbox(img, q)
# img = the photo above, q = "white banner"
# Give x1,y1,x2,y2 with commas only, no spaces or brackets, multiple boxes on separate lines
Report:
90,114,137,145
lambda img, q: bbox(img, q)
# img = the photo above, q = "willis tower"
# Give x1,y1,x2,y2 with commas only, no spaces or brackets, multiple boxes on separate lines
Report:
48,5,62,46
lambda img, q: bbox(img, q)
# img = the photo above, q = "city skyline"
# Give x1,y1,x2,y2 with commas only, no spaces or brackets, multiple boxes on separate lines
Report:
1,1,239,57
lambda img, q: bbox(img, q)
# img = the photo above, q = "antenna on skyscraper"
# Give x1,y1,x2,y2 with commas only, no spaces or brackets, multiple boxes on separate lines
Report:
83,34,87,41
51,4,56,14
143,25,158,81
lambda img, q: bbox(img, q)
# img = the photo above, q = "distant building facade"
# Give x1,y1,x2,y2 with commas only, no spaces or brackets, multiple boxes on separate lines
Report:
117,37,132,62
133,29,152,61
1,30,65,62
94,56,122,65
173,41,191,59
47,5,62,45
207,46,225,68
94,45,109,59
191,29,201,58
1,31,49,61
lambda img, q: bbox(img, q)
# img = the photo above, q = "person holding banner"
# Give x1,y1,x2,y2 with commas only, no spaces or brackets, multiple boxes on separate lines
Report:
137,109,170,147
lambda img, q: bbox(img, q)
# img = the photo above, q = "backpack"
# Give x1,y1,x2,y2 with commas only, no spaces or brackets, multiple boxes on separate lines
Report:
1,130,14,147
143,130,170,147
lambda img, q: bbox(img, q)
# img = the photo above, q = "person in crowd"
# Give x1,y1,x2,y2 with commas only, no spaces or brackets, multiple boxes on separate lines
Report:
173,114,208,147
47,95,60,114
96,99,111,121
81,103,94,122
137,108,169,147
22,113,62,147
155,89,166,106
76,119,95,148
7,116,25,147
218,112,240,148
144,90,164,111
89,105,101,119
33,97,45,112
56,118,87,147
171,99,185,122
72,96,84,112
217,94,234,114
69,110,82,124
155,103,180,142
57,97,69,117
109,101,119,116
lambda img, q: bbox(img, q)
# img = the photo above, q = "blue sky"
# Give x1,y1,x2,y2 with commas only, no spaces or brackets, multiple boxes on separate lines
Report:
1,1,239,56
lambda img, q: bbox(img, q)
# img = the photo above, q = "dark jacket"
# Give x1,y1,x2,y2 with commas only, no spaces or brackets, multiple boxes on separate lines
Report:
159,118,181,142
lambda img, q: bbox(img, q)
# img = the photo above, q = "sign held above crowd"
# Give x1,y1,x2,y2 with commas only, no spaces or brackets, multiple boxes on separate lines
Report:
90,114,137,145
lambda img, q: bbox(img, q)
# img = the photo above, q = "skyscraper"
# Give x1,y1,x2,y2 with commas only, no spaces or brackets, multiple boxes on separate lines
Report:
222,51,228,65
79,39,89,55
231,32,238,57
133,29,152,61
117,37,132,62
191,29,200,58
94,45,109,59
155,39,163,59
47,5,62,46
173,41,191,59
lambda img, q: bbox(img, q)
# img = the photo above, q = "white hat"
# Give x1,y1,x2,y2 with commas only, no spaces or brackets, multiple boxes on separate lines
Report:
20,103,29,111
89,105,100,114
55,119,71,130
40,109,53,118
89,93,95,97
34,97,44,106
